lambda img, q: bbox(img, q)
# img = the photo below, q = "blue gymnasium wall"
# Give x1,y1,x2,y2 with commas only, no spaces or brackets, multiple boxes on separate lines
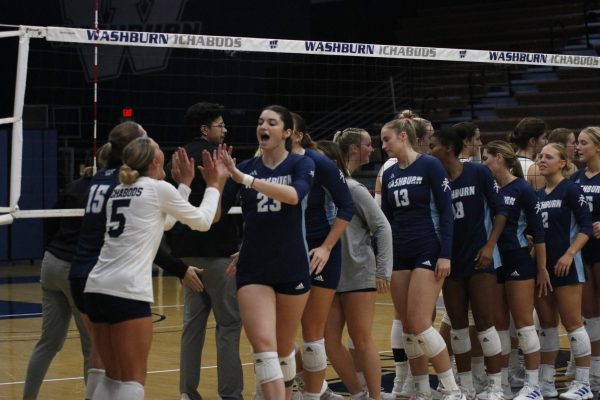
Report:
0,130,58,261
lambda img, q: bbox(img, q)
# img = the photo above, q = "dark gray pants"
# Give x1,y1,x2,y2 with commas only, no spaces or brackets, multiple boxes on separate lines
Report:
179,257,243,400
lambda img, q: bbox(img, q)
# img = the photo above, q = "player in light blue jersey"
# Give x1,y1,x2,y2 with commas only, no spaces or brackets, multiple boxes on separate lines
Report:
482,140,548,400
220,105,315,400
430,127,507,400
535,143,593,400
572,127,600,390
381,118,464,400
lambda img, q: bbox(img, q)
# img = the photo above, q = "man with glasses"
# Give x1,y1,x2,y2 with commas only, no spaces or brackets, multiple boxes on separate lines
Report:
167,102,243,400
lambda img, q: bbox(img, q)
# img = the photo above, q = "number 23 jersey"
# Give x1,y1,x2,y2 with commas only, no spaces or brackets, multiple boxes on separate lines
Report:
222,153,315,284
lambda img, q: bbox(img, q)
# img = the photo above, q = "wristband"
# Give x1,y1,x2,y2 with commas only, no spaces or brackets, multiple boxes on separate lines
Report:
242,174,255,188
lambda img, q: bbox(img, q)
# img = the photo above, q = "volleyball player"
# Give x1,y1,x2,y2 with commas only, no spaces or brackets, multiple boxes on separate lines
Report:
69,122,204,399
219,105,315,400
507,118,548,182
481,140,547,400
84,138,227,400
288,113,354,400
429,128,506,400
318,137,393,400
535,143,593,400
572,127,600,391
453,122,482,163
528,128,578,190
380,118,464,400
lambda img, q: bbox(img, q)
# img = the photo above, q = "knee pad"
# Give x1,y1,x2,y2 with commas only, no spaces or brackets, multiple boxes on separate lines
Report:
584,317,600,342
403,332,425,359
450,328,471,355
85,368,105,399
302,339,327,372
253,351,283,384
468,310,475,327
391,319,404,349
516,325,540,354
498,329,511,356
441,312,451,327
279,350,297,384
416,326,447,358
347,336,355,350
478,327,502,357
539,327,560,352
569,326,592,358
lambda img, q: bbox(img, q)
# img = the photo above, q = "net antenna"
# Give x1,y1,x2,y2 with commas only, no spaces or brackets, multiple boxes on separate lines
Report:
1,25,599,225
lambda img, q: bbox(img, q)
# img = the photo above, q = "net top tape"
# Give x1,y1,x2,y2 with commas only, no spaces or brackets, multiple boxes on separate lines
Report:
36,26,600,69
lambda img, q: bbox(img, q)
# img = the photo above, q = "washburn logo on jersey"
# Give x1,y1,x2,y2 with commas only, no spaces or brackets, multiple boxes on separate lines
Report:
265,175,292,185
451,186,475,200
535,201,542,214
493,180,500,193
441,178,451,192
60,0,199,80
582,185,600,194
504,196,516,206
539,199,562,209
339,170,346,183
387,175,423,188
304,41,374,55
578,194,588,207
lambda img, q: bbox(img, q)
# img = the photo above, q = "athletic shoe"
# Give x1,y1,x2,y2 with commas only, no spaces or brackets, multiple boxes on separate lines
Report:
473,375,489,394
409,392,433,400
564,361,575,379
539,380,558,398
514,384,543,400
397,375,416,398
478,386,511,400
393,377,405,396
441,390,467,400
321,387,344,400
290,391,302,400
460,386,477,400
558,381,593,400
589,375,600,392
180,394,192,400
509,367,525,389
380,391,398,400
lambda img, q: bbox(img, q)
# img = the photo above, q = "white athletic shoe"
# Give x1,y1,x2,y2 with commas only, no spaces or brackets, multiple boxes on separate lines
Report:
509,367,525,389
539,380,558,398
514,383,543,400
589,375,600,392
558,381,593,400
393,377,405,396
321,387,344,400
460,386,477,400
409,392,433,400
473,375,489,394
397,375,416,398
380,391,398,400
441,390,467,400
478,386,510,400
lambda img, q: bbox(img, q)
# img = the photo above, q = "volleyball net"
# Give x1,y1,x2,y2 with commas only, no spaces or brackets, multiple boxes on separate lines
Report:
1,24,599,225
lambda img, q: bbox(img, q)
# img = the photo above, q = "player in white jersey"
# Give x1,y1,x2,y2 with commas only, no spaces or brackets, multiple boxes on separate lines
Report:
84,139,228,400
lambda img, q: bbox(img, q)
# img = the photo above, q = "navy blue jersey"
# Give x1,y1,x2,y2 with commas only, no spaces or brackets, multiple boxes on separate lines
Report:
451,162,507,270
537,179,593,269
69,167,120,280
303,149,354,239
381,154,454,259
571,170,600,223
222,153,315,284
497,178,545,253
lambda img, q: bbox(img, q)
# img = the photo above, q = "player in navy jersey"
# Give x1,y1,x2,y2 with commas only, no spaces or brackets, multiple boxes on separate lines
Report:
482,140,548,400
219,105,315,400
430,127,507,400
380,118,464,400
286,113,354,400
69,122,204,399
571,127,600,391
84,139,226,400
535,143,593,400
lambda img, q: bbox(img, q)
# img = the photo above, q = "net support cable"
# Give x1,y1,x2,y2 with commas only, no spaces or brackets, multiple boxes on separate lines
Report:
1,24,599,224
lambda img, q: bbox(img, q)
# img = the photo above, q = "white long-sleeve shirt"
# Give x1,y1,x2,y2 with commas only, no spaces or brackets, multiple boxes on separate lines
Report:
85,177,219,302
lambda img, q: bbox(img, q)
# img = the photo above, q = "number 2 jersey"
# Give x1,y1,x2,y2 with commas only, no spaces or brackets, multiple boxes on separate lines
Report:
381,154,453,259
222,153,315,285
537,179,593,271
85,177,220,302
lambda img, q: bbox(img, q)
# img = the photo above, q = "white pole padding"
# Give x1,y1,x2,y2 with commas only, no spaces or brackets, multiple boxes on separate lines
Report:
0,117,18,126
0,214,14,226
12,209,85,218
0,30,22,39
9,31,31,211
